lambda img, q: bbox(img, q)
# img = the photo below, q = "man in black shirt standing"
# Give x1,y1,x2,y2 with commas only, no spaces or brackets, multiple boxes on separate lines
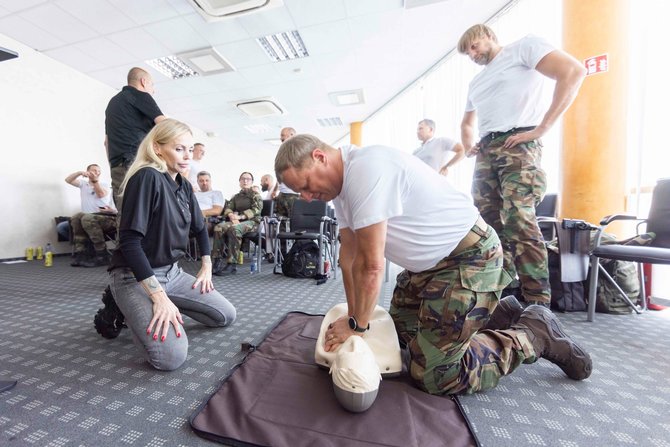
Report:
105,67,165,207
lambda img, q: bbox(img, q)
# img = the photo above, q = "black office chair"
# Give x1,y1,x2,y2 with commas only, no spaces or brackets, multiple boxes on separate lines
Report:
587,178,670,321
241,199,275,273
536,193,558,241
273,199,338,282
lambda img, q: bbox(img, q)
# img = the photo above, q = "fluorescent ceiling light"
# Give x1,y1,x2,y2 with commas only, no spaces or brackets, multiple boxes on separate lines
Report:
317,117,344,127
188,0,282,21
236,98,285,118
244,123,273,134
256,30,309,62
328,89,365,106
147,48,234,79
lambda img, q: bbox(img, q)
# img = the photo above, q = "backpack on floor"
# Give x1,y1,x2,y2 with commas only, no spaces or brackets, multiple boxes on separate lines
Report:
281,240,320,278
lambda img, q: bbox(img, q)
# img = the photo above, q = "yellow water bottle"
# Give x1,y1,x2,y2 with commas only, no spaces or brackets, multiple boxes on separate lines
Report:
238,251,244,264
26,247,34,261
44,243,53,267
36,246,44,260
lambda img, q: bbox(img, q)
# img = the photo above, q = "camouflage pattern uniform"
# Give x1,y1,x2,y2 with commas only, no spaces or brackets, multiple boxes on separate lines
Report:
71,212,117,254
212,189,262,263
390,222,540,395
274,192,300,218
472,136,550,304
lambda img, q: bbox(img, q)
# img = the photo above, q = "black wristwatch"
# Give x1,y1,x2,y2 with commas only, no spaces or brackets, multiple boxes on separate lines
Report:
348,316,369,333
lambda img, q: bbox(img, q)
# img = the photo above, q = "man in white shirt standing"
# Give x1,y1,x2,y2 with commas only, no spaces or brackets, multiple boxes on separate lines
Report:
413,119,464,175
260,174,276,201
65,164,117,267
187,143,206,191
459,24,586,307
194,171,224,235
274,134,591,396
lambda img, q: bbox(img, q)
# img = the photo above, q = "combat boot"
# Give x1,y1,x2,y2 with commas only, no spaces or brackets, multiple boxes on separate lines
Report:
513,305,592,380
483,295,524,331
70,252,87,267
93,286,126,339
80,250,110,268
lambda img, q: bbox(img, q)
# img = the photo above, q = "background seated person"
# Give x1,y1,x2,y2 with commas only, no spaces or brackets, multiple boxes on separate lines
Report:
65,164,117,267
194,171,224,235
211,172,262,276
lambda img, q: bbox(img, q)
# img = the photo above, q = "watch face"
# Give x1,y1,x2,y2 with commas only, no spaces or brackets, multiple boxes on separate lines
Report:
348,316,356,330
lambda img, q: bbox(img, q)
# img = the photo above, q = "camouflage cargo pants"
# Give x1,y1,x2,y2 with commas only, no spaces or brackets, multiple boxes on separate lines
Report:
390,223,538,395
274,193,299,218
110,164,129,211
472,138,550,304
71,212,117,253
212,221,257,263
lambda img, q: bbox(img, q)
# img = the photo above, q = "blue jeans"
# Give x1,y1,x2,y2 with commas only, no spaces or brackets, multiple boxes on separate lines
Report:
110,263,236,370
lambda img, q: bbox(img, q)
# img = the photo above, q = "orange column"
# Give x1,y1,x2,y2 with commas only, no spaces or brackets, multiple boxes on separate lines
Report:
350,121,363,146
561,0,629,234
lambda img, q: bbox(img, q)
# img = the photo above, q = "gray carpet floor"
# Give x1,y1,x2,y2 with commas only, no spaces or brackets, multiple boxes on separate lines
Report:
1,256,669,446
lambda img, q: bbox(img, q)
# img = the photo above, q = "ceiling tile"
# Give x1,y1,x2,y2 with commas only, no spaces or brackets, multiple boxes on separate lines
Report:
0,0,47,13
298,19,353,56
19,3,98,45
144,16,209,54
107,27,171,61
344,0,403,17
0,15,65,50
0,5,10,17
87,65,134,90
236,5,296,37
347,8,403,49
54,0,136,35
44,45,107,72
182,12,250,46
107,0,181,26
214,39,268,69
240,63,279,85
75,37,137,68
283,0,347,27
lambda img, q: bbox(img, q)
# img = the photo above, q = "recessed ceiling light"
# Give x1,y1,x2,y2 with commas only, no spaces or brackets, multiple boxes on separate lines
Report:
317,117,344,127
328,89,365,106
256,30,309,62
236,98,285,118
146,48,235,79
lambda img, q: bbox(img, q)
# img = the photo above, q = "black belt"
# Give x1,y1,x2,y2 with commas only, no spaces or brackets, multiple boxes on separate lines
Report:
479,126,536,148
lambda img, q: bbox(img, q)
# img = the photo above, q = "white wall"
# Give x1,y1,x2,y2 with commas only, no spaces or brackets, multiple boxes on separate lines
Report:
0,34,276,260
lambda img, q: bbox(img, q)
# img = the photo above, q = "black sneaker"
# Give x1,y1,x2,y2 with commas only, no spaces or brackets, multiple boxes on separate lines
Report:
513,305,592,380
93,286,126,339
483,295,524,331
212,257,225,275
214,263,234,276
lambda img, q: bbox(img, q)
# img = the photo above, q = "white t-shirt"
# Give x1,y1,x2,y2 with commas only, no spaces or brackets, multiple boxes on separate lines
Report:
413,137,457,171
79,181,115,213
195,190,224,211
333,145,479,272
278,182,297,195
465,34,555,136
188,159,203,191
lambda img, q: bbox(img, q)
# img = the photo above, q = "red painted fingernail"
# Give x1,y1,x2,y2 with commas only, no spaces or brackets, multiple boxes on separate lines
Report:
177,332,181,338
153,334,158,341
146,329,151,334
161,335,165,342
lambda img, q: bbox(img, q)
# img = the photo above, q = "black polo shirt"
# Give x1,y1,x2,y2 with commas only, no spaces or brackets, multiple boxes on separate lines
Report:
110,167,208,280
105,86,163,168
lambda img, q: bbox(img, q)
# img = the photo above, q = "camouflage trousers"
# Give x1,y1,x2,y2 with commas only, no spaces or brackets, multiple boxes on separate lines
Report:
472,139,550,304
390,223,538,395
110,164,129,211
274,193,300,218
71,212,117,253
212,220,257,263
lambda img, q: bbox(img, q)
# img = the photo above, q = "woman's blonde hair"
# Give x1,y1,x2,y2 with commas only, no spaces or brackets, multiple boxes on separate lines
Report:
119,118,192,196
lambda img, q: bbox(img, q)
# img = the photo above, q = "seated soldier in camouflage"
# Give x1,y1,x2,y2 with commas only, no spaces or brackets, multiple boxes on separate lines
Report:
65,164,117,267
276,135,592,396
211,172,262,275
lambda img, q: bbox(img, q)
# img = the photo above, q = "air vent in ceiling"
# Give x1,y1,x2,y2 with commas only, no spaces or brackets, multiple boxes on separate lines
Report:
147,48,234,79
236,98,285,118
317,117,344,128
188,0,283,22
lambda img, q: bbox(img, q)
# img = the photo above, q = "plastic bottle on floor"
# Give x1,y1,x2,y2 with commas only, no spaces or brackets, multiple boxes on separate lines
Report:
250,250,257,274
44,243,53,267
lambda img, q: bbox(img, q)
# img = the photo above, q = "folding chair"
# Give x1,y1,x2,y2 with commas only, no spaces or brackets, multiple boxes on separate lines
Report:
587,178,670,321
273,199,338,282
241,199,276,273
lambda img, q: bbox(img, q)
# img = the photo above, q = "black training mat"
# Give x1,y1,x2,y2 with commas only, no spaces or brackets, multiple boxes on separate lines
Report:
190,312,477,447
